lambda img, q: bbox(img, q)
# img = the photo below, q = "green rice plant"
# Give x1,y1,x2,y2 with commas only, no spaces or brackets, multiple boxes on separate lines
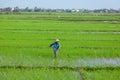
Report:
0,68,80,80
0,13,120,73
88,70,120,80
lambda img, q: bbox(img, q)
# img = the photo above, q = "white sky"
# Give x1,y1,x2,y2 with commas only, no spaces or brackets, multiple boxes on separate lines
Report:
0,0,120,9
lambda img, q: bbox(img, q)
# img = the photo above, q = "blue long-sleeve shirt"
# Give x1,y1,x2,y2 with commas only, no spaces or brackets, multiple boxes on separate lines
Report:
50,42,60,50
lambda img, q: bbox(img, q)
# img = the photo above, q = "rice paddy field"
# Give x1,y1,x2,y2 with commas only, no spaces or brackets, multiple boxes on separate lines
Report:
0,13,120,80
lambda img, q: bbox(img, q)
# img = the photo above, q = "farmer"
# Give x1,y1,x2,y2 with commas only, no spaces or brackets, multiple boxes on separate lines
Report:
49,39,60,58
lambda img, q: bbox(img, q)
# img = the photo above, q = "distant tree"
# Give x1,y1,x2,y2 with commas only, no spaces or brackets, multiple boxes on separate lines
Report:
24,7,32,12
5,7,12,12
13,6,20,12
65,9,72,13
34,7,41,12
46,9,53,12
0,8,2,12
0,7,12,14
25,7,29,11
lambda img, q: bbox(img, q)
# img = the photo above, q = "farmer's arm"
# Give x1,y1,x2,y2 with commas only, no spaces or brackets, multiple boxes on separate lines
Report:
49,43,54,47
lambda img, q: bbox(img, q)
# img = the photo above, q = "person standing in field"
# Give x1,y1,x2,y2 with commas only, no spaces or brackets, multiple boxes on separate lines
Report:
49,39,60,58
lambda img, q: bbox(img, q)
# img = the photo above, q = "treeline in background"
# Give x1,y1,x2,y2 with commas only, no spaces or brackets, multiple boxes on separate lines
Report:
0,6,120,14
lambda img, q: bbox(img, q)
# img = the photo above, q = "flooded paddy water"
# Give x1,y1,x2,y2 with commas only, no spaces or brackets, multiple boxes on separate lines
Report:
0,56,120,80
0,54,120,69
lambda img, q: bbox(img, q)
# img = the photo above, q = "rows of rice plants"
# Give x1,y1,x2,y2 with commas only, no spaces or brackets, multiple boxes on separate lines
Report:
0,13,120,21
0,68,119,80
0,19,119,59
0,13,120,80
87,69,120,80
0,68,80,80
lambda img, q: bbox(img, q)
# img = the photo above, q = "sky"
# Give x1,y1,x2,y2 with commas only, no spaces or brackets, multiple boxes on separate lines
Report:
0,0,120,9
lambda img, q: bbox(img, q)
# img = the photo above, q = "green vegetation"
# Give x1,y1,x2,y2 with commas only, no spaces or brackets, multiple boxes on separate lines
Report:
0,13,120,80
88,70,120,80
0,68,80,80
